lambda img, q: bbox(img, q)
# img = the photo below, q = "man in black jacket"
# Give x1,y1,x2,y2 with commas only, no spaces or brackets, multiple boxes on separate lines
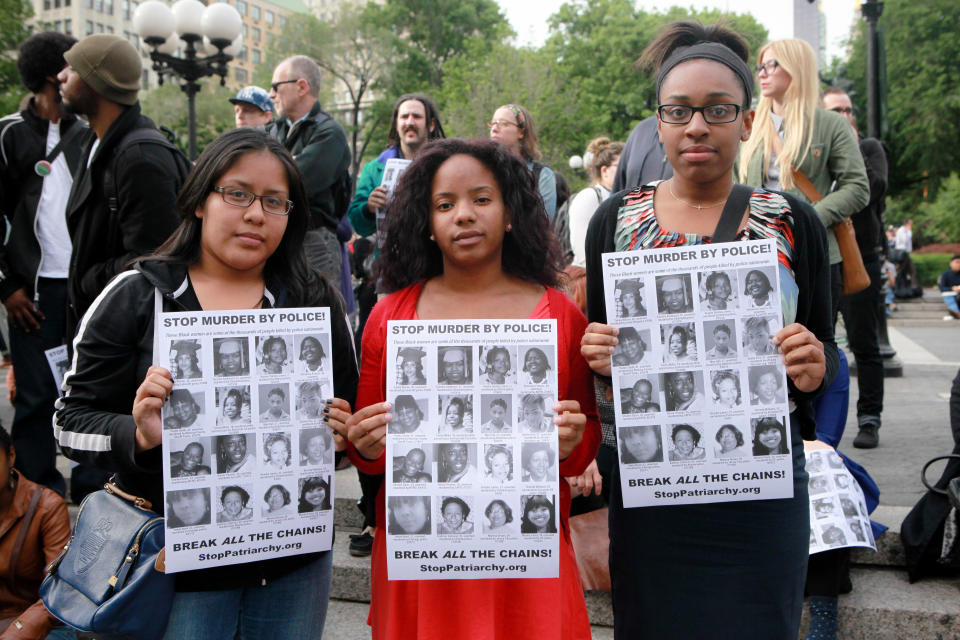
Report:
823,87,888,449
268,55,351,285
57,34,187,340
0,32,83,494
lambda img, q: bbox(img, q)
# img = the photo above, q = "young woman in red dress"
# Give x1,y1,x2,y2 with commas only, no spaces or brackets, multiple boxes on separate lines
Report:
345,138,600,640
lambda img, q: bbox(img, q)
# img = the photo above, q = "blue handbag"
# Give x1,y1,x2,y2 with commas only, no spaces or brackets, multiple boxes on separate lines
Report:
40,481,175,640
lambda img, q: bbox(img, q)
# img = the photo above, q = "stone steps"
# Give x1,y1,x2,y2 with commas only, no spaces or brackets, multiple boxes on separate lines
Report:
324,498,960,635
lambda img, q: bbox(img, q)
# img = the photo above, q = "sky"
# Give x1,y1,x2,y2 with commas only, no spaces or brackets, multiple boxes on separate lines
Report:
496,0,861,64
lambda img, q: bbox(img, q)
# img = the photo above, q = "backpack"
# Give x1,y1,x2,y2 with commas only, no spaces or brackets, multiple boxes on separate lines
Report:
553,186,603,268
103,127,191,217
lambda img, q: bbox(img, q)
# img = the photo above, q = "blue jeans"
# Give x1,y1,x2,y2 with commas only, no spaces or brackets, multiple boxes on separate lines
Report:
944,293,960,314
163,551,332,640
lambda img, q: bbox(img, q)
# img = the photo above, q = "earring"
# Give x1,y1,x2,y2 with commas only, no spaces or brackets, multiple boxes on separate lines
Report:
506,224,512,231
429,234,435,242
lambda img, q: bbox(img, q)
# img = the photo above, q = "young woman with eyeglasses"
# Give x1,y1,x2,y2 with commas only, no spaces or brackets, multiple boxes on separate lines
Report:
54,128,358,639
487,103,558,220
739,38,869,315
580,22,838,638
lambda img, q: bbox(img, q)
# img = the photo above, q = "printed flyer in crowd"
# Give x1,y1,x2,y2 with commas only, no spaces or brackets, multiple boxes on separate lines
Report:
385,319,560,580
805,443,877,554
602,239,794,508
157,307,336,572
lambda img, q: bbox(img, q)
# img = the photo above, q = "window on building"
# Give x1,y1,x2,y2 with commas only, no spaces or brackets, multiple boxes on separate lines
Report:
86,20,94,34
250,4,259,20
239,45,247,61
54,0,61,8
54,20,61,30
44,0,50,9
235,0,246,15
265,10,274,25
252,27,260,42
107,26,113,33
242,22,248,37
85,0,92,8
235,67,248,83
65,0,70,6
96,23,104,32
252,49,260,64
65,19,72,34
94,0,102,11
105,0,113,14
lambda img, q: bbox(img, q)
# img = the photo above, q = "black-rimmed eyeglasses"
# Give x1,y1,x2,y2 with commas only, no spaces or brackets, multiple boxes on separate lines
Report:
756,60,780,76
270,79,298,92
213,187,293,216
657,104,742,125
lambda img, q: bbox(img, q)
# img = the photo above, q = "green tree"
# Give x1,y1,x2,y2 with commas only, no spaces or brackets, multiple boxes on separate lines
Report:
842,0,960,201
0,0,34,114
371,0,511,93
140,83,235,156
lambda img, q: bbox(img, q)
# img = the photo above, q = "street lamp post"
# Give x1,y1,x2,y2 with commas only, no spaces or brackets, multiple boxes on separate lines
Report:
133,0,242,159
861,0,884,140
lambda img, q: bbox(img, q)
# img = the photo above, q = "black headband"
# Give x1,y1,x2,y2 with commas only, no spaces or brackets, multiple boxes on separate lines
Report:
656,42,753,107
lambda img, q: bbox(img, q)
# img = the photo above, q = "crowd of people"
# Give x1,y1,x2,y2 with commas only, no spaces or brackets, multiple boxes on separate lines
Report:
0,15,918,640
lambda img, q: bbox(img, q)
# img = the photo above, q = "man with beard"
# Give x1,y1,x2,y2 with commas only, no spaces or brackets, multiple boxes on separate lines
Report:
348,93,445,249
57,34,188,340
0,32,81,496
267,55,351,284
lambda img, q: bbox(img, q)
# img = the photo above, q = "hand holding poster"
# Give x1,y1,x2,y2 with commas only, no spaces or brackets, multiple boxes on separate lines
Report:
386,319,560,580
375,158,412,250
157,308,336,573
602,239,794,508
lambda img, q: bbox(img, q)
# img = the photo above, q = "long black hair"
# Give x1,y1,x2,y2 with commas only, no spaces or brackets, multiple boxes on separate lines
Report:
147,128,335,309
377,138,563,293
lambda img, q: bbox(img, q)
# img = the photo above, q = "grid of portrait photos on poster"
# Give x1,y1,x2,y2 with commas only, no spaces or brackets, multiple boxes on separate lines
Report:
385,320,561,580
602,240,794,507
806,448,877,553
158,310,337,572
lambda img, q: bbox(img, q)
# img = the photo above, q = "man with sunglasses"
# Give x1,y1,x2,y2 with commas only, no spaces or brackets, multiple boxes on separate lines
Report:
267,55,351,286
822,86,889,449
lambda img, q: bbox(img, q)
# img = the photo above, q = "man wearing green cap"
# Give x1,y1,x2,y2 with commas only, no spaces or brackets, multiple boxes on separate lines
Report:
57,34,189,340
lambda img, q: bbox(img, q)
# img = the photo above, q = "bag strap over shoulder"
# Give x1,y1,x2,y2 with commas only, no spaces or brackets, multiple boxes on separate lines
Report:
770,127,823,203
712,184,753,243
9,486,43,599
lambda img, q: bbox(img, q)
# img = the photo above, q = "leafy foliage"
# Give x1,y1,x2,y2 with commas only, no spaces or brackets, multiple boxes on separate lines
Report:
0,0,34,114
139,83,236,157
842,0,960,201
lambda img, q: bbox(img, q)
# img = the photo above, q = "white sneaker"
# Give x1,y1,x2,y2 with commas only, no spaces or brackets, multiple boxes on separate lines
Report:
944,315,954,321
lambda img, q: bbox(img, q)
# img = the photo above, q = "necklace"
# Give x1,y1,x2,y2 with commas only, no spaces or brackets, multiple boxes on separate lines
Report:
667,180,728,210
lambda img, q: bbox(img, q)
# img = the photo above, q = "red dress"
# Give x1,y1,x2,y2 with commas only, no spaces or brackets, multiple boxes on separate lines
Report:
348,282,600,640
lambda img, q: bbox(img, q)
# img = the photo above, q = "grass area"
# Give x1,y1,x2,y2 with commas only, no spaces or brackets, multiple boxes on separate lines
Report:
911,253,953,287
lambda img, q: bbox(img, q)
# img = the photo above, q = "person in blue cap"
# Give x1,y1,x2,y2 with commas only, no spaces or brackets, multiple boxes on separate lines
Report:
229,85,274,129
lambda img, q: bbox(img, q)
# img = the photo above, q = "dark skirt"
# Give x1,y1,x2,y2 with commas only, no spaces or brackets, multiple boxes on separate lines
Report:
609,413,809,640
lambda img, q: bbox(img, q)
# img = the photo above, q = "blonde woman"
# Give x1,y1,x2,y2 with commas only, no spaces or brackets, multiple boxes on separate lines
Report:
739,38,868,312
569,137,624,267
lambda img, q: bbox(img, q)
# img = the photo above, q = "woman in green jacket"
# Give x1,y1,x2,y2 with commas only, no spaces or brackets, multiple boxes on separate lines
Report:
739,38,869,312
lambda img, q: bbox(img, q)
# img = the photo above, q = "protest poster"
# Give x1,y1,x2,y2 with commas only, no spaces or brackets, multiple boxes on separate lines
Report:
602,239,794,507
44,345,69,396
375,157,412,249
157,308,335,572
805,442,877,554
385,319,560,580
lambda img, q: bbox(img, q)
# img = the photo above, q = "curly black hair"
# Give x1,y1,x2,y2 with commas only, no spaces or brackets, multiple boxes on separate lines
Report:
18,32,77,94
376,138,563,292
